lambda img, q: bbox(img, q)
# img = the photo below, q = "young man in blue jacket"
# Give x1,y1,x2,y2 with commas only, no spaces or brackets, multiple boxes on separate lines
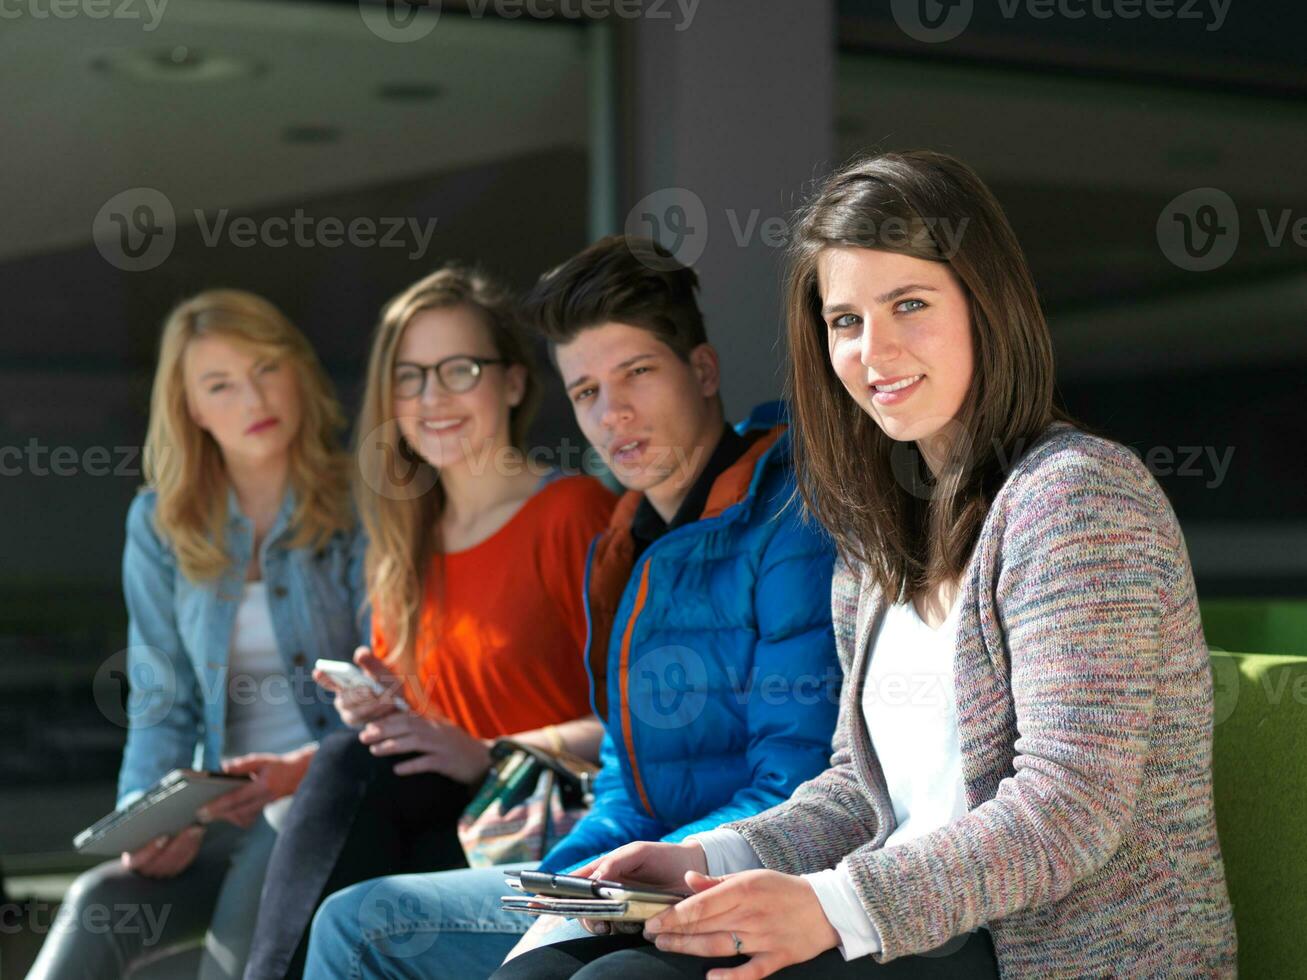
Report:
302,236,839,979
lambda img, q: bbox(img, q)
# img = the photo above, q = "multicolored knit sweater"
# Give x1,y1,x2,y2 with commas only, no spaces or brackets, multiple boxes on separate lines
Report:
723,423,1237,977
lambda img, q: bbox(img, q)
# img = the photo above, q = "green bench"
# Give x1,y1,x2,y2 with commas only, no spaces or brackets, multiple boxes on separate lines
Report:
1209,650,1307,979
1202,599,1307,656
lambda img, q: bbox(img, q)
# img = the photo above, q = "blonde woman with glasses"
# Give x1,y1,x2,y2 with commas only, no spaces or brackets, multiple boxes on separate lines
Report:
243,265,614,980
28,291,368,980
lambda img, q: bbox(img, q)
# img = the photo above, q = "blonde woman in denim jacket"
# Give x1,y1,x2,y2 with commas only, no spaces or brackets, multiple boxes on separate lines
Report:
28,290,368,980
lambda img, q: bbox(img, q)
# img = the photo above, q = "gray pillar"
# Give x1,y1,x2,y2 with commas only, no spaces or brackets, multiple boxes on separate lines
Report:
619,0,836,418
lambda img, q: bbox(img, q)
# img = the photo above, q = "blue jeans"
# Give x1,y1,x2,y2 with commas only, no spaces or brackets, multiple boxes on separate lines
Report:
304,863,594,980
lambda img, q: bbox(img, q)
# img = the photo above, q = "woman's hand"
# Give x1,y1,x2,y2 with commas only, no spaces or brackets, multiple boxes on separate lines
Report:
359,711,491,785
569,841,708,936
641,869,841,980
121,825,204,879
313,646,407,728
197,745,316,829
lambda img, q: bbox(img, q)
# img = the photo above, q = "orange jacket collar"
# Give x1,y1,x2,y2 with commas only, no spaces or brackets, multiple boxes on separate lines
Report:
584,424,786,717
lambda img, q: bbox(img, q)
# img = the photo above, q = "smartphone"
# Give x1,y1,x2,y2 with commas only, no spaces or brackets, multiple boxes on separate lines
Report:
506,870,690,902
314,659,410,711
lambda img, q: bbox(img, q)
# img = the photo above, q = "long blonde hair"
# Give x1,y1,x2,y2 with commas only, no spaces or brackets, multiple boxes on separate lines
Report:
354,264,540,679
142,289,352,581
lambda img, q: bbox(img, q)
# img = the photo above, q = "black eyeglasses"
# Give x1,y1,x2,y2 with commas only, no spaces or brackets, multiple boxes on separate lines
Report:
392,356,507,398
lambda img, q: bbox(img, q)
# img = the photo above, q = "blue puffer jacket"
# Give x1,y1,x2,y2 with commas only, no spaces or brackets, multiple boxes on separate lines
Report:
540,402,840,872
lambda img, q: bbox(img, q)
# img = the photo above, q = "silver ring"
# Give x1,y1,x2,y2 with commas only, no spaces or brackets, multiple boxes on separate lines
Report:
732,931,742,955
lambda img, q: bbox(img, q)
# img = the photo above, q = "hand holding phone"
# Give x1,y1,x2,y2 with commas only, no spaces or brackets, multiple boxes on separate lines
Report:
565,840,708,934
314,648,410,724
507,869,691,903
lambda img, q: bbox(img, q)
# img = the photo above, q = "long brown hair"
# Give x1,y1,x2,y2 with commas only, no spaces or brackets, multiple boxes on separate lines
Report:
353,264,540,679
143,289,351,582
785,149,1072,602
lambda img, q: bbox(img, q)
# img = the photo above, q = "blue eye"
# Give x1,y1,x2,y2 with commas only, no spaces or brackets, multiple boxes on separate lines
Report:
896,299,926,314
573,387,596,403
831,313,860,330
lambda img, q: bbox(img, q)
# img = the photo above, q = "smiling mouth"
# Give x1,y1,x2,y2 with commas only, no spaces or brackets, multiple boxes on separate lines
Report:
871,374,924,393
419,419,464,432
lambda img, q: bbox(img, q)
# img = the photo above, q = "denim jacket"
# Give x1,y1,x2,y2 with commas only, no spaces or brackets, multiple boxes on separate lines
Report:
115,487,369,808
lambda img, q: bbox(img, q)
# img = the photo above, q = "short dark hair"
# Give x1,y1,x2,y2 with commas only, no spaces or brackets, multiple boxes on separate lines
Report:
523,235,708,360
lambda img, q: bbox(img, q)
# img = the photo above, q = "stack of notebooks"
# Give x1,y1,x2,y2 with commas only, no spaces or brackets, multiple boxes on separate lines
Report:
501,870,691,922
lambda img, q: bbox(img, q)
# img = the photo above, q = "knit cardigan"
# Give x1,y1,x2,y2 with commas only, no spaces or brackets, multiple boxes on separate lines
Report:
722,423,1237,978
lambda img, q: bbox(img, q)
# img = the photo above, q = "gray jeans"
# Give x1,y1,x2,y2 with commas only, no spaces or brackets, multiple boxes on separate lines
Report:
25,815,277,980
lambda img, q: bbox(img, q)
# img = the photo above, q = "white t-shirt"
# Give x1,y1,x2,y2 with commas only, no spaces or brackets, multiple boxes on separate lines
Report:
690,595,979,959
223,581,313,760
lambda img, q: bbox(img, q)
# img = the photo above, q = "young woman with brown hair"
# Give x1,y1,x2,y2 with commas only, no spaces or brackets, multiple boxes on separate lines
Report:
494,151,1236,979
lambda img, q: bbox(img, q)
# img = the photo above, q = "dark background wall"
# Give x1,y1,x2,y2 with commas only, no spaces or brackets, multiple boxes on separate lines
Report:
2,0,1304,865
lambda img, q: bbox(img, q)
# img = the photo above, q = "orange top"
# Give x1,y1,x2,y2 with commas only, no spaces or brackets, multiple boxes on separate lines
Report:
372,475,616,739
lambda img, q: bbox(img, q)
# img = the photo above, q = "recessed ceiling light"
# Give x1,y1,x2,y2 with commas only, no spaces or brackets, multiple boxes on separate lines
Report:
377,82,443,102
282,125,342,144
92,46,265,83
